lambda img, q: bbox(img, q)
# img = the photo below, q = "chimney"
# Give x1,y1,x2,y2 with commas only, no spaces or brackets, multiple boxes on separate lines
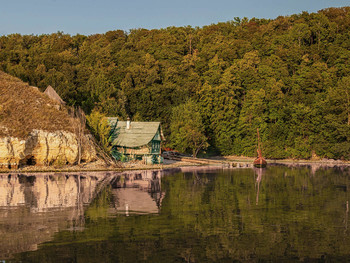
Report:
126,117,131,130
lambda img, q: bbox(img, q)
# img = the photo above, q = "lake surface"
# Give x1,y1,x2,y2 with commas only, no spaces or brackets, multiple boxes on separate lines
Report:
1,165,350,262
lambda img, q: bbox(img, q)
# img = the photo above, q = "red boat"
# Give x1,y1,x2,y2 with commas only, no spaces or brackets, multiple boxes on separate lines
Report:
253,128,267,168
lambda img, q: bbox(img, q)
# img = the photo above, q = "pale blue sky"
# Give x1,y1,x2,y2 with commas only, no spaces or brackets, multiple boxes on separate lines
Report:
0,0,349,35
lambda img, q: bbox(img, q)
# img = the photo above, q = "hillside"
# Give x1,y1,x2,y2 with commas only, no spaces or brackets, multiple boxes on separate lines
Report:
0,71,74,138
0,7,350,159
0,71,96,168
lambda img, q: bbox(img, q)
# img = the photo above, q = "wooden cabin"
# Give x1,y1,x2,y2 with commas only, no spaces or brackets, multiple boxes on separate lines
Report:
108,118,164,164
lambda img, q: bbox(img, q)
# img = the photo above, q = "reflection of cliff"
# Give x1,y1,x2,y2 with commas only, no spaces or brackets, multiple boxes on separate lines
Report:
0,174,100,211
111,170,165,215
0,173,103,259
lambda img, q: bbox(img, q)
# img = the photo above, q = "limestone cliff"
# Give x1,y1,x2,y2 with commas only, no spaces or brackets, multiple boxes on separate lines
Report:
0,130,96,168
0,71,97,168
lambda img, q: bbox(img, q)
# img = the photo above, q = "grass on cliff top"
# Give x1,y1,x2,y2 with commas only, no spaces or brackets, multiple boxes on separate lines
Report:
0,71,75,138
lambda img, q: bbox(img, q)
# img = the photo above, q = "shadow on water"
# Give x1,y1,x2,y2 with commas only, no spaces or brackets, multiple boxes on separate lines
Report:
2,165,350,262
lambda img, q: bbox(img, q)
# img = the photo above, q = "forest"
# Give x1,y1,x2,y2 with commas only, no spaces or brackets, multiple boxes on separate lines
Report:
0,7,349,159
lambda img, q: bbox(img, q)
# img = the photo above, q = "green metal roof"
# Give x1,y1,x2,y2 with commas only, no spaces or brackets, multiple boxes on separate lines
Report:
108,118,161,148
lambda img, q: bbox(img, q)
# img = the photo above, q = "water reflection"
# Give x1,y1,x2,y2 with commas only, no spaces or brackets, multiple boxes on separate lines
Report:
0,174,99,211
110,170,164,215
0,173,104,259
254,168,266,205
5,166,350,262
345,200,349,233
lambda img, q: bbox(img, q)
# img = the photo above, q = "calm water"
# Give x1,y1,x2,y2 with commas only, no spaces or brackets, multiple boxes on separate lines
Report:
1,166,350,262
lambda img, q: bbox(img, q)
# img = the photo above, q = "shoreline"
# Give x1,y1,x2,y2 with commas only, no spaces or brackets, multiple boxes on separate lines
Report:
0,159,203,174
2,156,350,174
220,155,350,165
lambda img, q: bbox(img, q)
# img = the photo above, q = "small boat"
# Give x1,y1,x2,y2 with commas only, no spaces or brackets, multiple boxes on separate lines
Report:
253,128,267,168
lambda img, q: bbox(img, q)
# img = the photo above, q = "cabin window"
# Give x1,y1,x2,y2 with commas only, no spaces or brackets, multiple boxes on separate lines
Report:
152,141,160,153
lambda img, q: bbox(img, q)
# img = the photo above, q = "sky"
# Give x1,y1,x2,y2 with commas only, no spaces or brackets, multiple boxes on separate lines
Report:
0,0,349,36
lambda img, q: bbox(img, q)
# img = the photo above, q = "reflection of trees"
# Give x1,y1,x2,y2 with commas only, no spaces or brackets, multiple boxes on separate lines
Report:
12,167,350,262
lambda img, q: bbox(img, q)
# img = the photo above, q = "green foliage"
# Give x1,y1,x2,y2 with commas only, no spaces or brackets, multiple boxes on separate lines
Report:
109,121,123,161
169,100,208,157
85,186,112,221
1,7,350,159
86,109,111,153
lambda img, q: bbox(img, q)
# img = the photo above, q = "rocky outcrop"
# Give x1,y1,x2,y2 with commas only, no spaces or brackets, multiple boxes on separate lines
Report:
0,71,98,169
0,129,96,168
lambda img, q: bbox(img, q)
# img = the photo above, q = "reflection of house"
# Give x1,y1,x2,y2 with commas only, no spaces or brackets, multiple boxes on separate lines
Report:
108,118,164,164
113,188,160,214
115,170,162,191
111,170,164,215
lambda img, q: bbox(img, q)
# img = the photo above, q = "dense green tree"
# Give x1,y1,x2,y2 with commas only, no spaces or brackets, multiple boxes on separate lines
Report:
86,109,111,153
169,100,208,157
1,7,350,159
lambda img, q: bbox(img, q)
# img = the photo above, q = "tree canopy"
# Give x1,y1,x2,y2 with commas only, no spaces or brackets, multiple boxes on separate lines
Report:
169,100,208,157
1,7,350,159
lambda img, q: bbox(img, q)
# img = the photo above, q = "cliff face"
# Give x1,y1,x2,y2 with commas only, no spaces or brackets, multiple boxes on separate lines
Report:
0,130,96,168
0,71,97,168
